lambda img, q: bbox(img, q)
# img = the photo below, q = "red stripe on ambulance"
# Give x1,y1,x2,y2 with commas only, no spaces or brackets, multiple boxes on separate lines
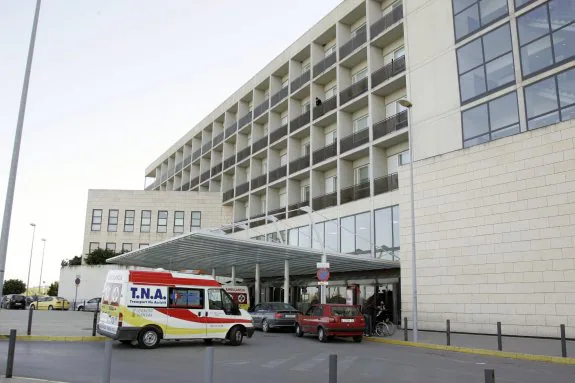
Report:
155,308,252,324
128,271,221,287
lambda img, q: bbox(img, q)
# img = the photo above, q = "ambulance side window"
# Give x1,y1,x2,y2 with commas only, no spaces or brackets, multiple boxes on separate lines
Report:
169,288,204,309
208,289,224,310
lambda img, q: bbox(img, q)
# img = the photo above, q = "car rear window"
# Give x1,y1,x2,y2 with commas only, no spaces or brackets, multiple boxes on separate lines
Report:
269,303,296,311
12,295,25,301
330,306,359,317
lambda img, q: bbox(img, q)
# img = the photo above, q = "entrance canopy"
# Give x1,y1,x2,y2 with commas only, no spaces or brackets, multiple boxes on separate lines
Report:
107,231,399,279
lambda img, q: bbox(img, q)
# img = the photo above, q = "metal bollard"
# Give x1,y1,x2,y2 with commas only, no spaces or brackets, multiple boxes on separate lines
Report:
204,346,214,383
484,369,495,383
446,319,451,346
329,354,338,383
92,310,98,336
5,329,17,378
27,306,34,335
497,322,502,351
404,317,408,341
102,340,113,383
560,324,567,358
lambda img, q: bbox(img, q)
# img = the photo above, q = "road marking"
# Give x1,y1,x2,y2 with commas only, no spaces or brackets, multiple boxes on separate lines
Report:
291,353,328,372
261,356,298,369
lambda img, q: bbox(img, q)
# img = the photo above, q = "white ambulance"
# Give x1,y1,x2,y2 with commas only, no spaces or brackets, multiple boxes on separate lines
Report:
97,269,255,349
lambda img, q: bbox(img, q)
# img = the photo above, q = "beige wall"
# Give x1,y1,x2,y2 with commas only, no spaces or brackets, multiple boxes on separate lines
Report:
400,120,575,337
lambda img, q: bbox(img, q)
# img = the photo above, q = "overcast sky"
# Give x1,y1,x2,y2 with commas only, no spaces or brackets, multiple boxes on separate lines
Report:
0,0,341,288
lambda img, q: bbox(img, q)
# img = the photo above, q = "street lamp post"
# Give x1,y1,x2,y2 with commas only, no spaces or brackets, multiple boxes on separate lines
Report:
38,238,46,295
26,223,36,296
398,99,418,342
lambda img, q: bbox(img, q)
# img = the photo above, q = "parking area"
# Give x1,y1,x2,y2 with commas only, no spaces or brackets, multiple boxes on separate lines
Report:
0,310,96,337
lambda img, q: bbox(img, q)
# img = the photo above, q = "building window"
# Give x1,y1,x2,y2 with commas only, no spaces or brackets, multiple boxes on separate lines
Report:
517,0,575,78
267,231,286,244
355,165,369,184
302,101,310,113
399,150,411,165
524,67,575,130
279,192,287,207
122,243,132,253
515,0,536,9
89,242,99,253
463,91,520,147
141,210,151,233
262,158,268,174
107,209,119,232
457,23,515,103
157,211,168,233
124,210,135,232
105,243,116,252
375,205,400,260
139,243,149,249
352,67,368,83
351,23,366,37
288,226,311,248
91,209,102,231
452,0,508,41
174,211,184,233
280,154,287,166
386,99,407,117
325,44,336,56
281,115,289,126
325,85,337,99
325,130,337,145
191,211,201,232
301,185,310,202
325,176,337,194
353,115,369,132
340,212,371,255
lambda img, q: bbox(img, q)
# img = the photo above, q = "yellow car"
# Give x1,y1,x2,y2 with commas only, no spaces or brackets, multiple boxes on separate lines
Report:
30,296,70,311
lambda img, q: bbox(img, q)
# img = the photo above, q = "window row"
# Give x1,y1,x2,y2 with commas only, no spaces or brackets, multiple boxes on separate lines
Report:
90,209,201,233
88,242,149,254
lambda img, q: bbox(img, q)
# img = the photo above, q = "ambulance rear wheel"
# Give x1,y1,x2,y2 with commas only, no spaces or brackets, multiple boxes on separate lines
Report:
228,326,244,346
138,328,160,349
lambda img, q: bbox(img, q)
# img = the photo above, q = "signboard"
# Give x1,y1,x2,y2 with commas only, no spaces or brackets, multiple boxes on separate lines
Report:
74,278,81,286
318,281,329,286
223,286,250,310
316,268,330,282
127,284,168,307
316,262,330,269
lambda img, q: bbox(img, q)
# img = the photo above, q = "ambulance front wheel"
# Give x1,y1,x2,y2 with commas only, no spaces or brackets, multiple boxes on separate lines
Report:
138,327,161,349
228,326,244,346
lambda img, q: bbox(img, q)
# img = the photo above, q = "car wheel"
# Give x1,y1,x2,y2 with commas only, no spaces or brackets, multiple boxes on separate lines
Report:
295,324,304,337
78,306,84,311
318,327,328,343
262,319,270,333
138,328,160,349
228,326,244,346
48,305,53,310
353,336,363,343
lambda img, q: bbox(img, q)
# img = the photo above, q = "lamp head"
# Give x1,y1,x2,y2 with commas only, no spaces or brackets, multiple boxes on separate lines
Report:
398,99,413,108
30,223,36,227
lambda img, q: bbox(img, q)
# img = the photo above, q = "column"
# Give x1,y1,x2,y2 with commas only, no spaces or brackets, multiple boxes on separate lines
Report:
255,263,261,305
231,266,236,285
211,268,216,278
284,259,289,304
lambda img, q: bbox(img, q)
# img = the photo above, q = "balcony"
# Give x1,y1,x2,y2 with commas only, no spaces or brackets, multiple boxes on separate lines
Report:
250,213,266,228
268,207,286,221
312,142,337,164
313,96,337,120
200,170,210,183
370,5,403,39
235,181,250,197
225,121,237,138
291,70,310,93
270,124,288,144
175,161,183,173
213,132,224,147
223,188,235,202
371,56,406,88
239,111,253,128
270,86,288,107
211,162,222,177
252,136,268,153
190,176,200,189
192,149,201,161
339,28,367,60
236,146,251,163
202,142,211,154
312,191,337,211
288,200,309,218
289,111,310,133
223,155,236,170
181,182,190,191
340,181,370,204
313,53,337,78
373,110,408,140
251,174,267,190
289,154,310,174
374,173,399,196
268,165,287,183
254,99,269,119
340,127,369,153
340,77,368,105
183,156,191,168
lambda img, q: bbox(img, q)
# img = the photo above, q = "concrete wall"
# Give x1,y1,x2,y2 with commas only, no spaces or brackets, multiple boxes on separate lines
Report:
400,120,575,337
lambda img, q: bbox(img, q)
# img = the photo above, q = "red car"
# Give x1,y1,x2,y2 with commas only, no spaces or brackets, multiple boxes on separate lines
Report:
295,304,364,343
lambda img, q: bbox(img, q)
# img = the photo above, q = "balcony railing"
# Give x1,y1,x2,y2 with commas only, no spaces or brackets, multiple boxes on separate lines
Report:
340,181,371,204
289,154,310,174
211,162,222,177
340,28,367,60
288,200,309,218
370,5,404,38
200,170,210,183
192,149,201,161
190,176,200,189
239,111,252,128
250,213,266,228
254,99,269,118
183,156,191,168
252,136,268,153
268,165,287,183
373,110,408,140
223,155,236,170
213,132,224,147
313,52,337,78
175,161,183,173
313,96,337,120
270,86,288,107
235,181,250,197
291,70,310,93
181,182,190,191
251,174,267,190
340,127,370,153
312,142,337,164
340,77,368,105
270,124,288,144
223,188,235,202
225,121,237,138
374,173,399,196
268,207,286,221
371,56,406,88
290,110,310,133
236,146,251,163
202,142,211,154
312,191,337,211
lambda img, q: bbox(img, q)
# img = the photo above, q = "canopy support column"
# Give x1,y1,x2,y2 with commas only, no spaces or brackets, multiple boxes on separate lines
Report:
231,265,236,285
284,259,289,304
211,268,216,278
255,263,260,305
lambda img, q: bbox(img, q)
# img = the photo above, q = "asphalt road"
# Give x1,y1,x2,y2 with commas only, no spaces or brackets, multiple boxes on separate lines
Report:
1,330,574,383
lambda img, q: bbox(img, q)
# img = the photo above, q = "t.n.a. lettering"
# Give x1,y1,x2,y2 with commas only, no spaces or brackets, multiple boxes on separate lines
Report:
130,287,166,300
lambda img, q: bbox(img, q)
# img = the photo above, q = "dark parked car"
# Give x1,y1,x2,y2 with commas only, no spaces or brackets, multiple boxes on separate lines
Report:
249,302,299,332
295,304,364,342
1,294,27,309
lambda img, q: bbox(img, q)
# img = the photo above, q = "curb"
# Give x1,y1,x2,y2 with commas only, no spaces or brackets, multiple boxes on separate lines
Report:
0,335,106,342
365,337,575,365
1,377,68,383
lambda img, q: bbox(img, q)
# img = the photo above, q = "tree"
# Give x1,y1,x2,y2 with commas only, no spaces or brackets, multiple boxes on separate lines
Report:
61,255,82,267
84,248,118,265
47,281,58,296
3,279,26,295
